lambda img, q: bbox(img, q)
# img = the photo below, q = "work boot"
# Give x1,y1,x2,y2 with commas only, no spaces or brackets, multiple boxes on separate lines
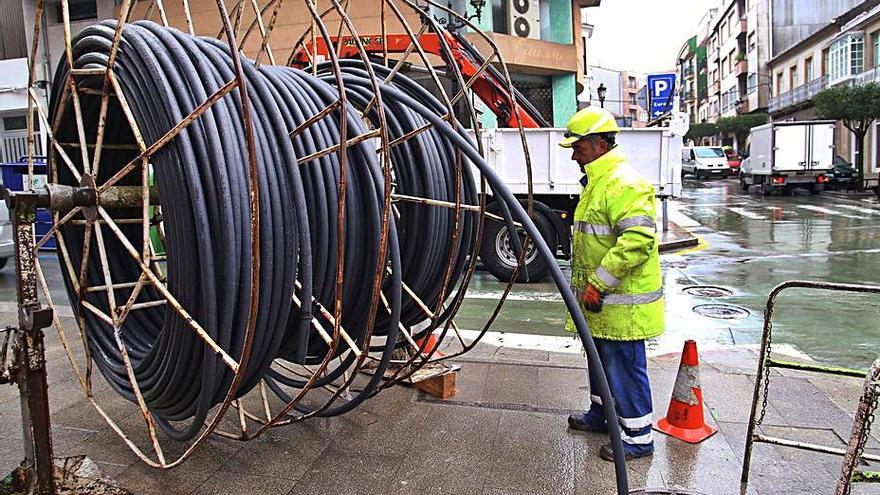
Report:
567,412,608,433
599,442,653,462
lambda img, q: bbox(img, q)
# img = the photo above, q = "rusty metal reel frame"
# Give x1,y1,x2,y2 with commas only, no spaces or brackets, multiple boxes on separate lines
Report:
21,0,544,469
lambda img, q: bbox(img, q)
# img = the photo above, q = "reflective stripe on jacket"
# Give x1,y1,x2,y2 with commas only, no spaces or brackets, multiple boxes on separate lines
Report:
565,148,665,341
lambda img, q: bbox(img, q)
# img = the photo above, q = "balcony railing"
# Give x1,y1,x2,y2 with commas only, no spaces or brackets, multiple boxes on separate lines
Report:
734,59,748,76
768,76,828,113
855,66,880,85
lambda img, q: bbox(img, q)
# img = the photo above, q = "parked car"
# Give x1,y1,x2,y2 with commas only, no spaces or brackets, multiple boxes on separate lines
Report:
681,146,731,179
0,192,13,270
723,146,742,176
827,155,858,191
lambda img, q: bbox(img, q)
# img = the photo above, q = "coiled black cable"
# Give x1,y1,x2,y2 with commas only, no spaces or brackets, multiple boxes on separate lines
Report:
48,23,627,485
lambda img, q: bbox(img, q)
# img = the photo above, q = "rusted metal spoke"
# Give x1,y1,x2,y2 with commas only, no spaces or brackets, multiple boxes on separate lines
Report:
358,21,430,118
64,74,92,176
92,222,119,321
288,100,339,138
91,2,135,178
35,260,90,393
80,300,114,326
296,129,381,165
292,281,362,356
29,88,82,183
109,68,148,153
36,206,82,250
181,0,196,35
379,291,420,353
99,79,238,193
392,193,522,227
114,273,147,328
113,324,167,465
77,220,95,297
96,206,240,372
154,0,170,26
249,0,277,67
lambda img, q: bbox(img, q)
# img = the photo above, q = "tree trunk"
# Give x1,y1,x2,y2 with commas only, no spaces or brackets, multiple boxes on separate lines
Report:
855,132,866,191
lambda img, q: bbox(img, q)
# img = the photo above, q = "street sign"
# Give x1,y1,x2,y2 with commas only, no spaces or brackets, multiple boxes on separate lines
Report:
647,73,677,119
636,85,648,110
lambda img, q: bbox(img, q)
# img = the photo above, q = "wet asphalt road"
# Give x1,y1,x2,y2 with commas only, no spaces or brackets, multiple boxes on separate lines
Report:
457,178,880,369
3,177,879,369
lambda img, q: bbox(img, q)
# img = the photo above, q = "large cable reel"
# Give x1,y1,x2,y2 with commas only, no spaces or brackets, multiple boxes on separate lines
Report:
17,0,631,492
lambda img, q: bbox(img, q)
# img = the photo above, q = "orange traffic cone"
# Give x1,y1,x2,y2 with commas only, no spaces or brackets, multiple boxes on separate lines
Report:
653,339,717,443
417,333,445,357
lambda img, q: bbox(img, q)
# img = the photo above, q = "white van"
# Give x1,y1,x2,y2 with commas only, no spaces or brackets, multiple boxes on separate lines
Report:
681,146,730,179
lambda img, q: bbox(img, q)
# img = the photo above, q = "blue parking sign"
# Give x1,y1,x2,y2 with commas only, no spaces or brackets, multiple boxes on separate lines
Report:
647,73,677,119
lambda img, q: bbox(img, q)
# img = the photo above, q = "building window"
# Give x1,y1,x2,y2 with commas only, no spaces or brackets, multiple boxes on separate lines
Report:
873,32,880,68
629,93,636,104
728,13,735,36
628,76,637,89
747,73,757,93
790,66,798,89
822,48,829,76
721,57,728,77
852,36,864,74
630,109,638,121
55,0,98,23
729,50,736,72
720,23,726,44
748,32,756,52
828,32,865,84
805,56,814,81
776,72,784,94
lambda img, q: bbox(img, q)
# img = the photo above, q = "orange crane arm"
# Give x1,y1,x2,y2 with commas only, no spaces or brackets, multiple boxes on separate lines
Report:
290,32,549,128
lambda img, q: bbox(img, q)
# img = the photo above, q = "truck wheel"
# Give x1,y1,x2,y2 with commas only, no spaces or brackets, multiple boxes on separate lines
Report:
480,209,556,283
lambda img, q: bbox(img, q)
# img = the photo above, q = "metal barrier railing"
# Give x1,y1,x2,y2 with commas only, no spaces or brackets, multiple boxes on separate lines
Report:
740,280,880,494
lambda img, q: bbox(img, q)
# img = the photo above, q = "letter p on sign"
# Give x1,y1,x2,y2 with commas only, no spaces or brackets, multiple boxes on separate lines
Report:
653,80,668,97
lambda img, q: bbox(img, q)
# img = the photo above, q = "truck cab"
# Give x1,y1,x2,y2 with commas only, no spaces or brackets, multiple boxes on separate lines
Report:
681,146,730,179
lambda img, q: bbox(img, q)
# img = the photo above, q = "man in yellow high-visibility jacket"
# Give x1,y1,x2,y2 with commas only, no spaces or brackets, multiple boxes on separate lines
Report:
559,106,664,461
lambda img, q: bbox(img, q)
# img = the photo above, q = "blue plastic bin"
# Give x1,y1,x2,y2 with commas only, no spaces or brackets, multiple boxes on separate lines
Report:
0,156,55,250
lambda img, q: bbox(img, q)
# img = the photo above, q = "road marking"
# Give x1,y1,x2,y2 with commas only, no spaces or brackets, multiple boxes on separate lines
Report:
834,204,880,215
665,205,701,228
728,207,765,220
797,205,866,218
465,292,562,302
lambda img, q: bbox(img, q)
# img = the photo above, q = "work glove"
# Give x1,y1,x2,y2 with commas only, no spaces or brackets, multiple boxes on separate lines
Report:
581,283,604,313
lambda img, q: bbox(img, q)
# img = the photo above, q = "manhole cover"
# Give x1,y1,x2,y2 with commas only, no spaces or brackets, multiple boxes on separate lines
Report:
692,303,750,320
682,285,733,298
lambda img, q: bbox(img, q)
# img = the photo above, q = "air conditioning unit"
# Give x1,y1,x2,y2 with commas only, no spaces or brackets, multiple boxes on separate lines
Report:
507,0,541,40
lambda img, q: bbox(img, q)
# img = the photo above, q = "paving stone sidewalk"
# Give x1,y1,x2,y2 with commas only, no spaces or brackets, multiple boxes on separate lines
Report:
3,316,880,495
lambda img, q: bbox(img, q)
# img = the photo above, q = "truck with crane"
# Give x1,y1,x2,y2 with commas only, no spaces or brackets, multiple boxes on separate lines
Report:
292,30,683,282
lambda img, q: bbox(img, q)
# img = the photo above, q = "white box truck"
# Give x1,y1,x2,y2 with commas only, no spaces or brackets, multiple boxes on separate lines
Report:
469,127,683,281
740,120,835,195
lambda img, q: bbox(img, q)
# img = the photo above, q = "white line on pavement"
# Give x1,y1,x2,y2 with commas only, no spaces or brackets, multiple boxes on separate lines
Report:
797,204,866,219
834,204,880,215
664,204,701,228
728,207,765,220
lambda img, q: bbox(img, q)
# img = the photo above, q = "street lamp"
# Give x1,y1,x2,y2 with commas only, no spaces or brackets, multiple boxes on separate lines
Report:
596,83,607,108
435,0,487,32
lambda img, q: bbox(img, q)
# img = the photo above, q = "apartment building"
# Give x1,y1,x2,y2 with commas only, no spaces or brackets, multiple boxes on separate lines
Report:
152,0,600,128
588,66,648,128
769,0,880,175
1,0,600,159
